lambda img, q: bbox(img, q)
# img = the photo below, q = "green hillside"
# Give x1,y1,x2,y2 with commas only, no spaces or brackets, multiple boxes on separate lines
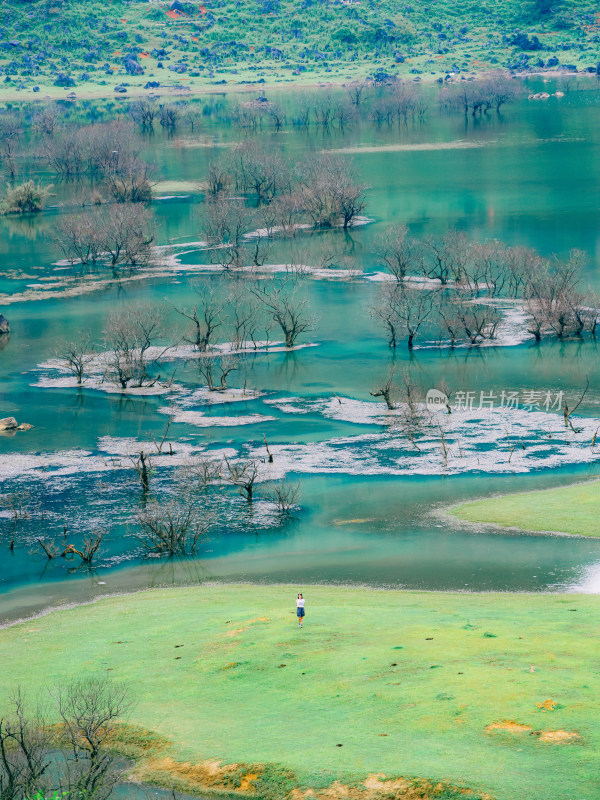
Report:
0,0,599,95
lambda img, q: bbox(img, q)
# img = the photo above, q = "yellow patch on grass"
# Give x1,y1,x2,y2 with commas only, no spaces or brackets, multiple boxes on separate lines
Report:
485,721,532,734
536,699,560,711
136,756,250,792
226,617,270,636
537,730,580,743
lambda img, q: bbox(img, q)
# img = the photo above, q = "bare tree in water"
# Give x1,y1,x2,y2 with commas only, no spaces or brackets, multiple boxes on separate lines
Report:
103,302,170,389
57,332,96,385
374,224,422,281
137,499,210,555
372,283,436,349
205,197,254,270
250,280,315,348
174,285,225,352
370,364,397,410
224,458,259,503
198,355,238,391
298,153,368,229
268,480,300,518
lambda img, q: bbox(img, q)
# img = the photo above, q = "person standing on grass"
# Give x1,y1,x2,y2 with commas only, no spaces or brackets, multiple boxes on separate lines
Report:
296,593,305,627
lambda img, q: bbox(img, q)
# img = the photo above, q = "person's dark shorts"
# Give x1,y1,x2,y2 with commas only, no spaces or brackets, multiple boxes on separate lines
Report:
297,607,305,617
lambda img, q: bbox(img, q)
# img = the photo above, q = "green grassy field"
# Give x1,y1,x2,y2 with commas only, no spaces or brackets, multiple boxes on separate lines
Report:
1,584,599,800
451,480,600,537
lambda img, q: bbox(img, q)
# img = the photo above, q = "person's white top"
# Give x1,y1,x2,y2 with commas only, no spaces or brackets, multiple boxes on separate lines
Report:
296,597,305,608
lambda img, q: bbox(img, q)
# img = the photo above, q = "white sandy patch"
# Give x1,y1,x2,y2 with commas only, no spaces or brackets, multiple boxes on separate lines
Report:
2,402,600,484
265,395,394,425
0,435,233,482
158,341,320,361
32,375,179,396
243,216,373,240
244,223,312,239
364,272,456,289
33,351,181,397
158,407,276,427
254,400,600,477
167,386,266,406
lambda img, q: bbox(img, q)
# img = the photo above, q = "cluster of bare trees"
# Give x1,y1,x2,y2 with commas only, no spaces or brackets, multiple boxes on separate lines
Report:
132,453,300,556
174,279,316,360
226,75,516,132
523,252,600,341
57,301,169,390
204,147,367,265
103,303,171,389
0,114,22,182
130,99,201,133
54,203,154,270
372,226,600,349
374,226,534,291
57,279,314,394
0,680,129,800
369,82,428,125
40,119,152,202
439,73,519,116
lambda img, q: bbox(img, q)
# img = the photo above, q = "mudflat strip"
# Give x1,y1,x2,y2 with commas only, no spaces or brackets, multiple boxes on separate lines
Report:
326,140,491,154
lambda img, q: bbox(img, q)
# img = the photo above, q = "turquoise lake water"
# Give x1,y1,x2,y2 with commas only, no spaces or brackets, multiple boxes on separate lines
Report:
1,78,600,620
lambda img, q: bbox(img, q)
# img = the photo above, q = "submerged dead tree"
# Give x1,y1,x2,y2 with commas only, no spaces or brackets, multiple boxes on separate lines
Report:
374,224,422,281
103,303,169,389
370,365,397,410
198,355,238,391
57,333,96,385
174,286,225,352
224,458,259,503
250,281,315,348
372,283,436,349
137,499,209,555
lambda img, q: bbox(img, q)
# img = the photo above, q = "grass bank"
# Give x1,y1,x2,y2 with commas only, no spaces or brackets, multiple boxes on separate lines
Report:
1,585,599,799
451,480,600,537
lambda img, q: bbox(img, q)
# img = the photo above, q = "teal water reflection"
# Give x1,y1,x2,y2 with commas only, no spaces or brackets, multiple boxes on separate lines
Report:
2,81,600,616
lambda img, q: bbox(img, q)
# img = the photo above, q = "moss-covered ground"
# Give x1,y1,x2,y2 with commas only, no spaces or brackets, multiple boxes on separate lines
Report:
1,584,598,800
451,480,600,537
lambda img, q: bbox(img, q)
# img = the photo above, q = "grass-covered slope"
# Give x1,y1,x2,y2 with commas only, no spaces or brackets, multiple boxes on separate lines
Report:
451,480,600,537
1,584,599,799
0,0,599,96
